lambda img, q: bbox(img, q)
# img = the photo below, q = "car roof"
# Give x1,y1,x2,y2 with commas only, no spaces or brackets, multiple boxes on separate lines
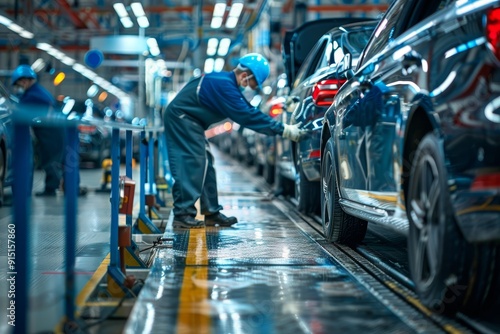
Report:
282,17,375,87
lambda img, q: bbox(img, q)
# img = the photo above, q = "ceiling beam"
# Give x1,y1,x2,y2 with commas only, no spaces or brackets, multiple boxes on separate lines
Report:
54,0,88,29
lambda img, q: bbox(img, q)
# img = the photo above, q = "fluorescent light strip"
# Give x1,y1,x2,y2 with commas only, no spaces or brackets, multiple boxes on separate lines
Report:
131,3,146,17
228,3,243,17
120,17,134,28
35,43,128,99
113,3,128,18
213,3,226,17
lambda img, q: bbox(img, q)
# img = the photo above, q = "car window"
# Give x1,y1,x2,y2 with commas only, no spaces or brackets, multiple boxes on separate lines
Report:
359,0,454,67
333,28,374,65
359,1,407,65
292,38,329,89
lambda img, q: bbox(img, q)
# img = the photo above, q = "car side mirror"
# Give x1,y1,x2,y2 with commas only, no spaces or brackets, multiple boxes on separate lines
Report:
341,53,354,80
343,53,352,71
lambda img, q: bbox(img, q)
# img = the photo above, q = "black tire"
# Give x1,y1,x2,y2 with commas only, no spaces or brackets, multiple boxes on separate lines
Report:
256,161,264,176
321,137,367,246
263,160,275,185
274,163,294,198
263,138,276,185
461,244,500,315
407,133,486,316
297,162,320,215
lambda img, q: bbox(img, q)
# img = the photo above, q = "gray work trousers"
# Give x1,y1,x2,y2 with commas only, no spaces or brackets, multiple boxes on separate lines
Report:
164,108,223,217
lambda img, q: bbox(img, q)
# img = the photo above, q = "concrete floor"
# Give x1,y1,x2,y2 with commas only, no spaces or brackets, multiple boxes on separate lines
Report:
0,146,496,334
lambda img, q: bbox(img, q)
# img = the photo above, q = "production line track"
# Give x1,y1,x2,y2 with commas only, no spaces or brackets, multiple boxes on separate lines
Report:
274,199,497,334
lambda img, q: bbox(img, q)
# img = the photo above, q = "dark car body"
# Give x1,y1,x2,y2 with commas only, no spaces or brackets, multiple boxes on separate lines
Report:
64,99,111,166
321,0,500,315
0,82,14,206
254,73,289,185
275,20,377,214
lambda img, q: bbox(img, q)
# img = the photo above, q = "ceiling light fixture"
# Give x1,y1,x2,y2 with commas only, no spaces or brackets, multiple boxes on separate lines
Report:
131,2,150,28
226,2,243,29
217,38,231,56
206,38,219,56
210,2,226,29
36,42,129,100
113,3,134,28
0,13,34,39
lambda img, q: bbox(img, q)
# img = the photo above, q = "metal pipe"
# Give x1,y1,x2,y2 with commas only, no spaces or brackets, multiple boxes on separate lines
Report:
64,126,79,323
110,128,120,268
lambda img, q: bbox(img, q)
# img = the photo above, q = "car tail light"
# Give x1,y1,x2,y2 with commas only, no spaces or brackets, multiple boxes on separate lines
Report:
312,79,346,107
486,8,500,60
269,102,284,118
78,125,97,134
308,150,321,160
471,173,500,190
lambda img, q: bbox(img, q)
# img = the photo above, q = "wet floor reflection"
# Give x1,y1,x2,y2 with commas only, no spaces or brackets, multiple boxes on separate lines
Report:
125,148,441,333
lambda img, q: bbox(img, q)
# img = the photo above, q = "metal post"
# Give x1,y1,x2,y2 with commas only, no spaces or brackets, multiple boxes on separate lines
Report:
139,130,147,216
148,130,155,195
64,126,79,323
125,130,133,227
110,128,120,268
12,123,32,334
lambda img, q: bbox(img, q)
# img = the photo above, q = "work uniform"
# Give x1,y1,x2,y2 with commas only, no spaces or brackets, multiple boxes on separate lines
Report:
19,82,65,194
164,71,284,217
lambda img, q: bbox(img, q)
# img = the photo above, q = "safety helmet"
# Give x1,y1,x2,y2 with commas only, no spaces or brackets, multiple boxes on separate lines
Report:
11,65,37,85
238,53,270,89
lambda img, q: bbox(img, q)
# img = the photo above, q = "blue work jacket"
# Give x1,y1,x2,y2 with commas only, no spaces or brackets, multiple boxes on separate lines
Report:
167,71,284,136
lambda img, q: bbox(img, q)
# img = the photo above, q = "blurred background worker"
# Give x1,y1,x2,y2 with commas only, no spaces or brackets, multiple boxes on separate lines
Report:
164,53,305,229
11,64,65,197
11,65,88,197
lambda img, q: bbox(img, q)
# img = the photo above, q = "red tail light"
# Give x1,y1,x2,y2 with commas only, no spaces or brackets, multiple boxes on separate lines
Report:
486,8,500,60
308,150,321,159
269,102,284,118
471,173,500,190
78,125,97,134
312,79,346,107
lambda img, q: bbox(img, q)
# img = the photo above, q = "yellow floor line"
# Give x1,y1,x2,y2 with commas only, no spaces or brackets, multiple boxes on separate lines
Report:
53,172,148,332
75,254,110,307
176,228,210,334
53,254,110,333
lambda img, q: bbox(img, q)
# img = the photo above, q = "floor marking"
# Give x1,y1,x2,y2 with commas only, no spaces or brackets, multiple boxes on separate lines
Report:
177,228,210,334
54,254,110,333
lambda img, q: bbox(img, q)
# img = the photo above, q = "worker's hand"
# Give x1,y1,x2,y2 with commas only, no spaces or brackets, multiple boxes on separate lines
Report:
282,122,307,142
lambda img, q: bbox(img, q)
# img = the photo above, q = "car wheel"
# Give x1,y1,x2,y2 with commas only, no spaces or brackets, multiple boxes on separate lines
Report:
407,133,476,315
263,159,275,185
461,244,500,315
274,152,294,197
295,145,320,215
321,138,367,246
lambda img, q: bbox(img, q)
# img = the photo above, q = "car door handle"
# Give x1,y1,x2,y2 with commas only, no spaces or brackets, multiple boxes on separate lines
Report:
402,51,422,75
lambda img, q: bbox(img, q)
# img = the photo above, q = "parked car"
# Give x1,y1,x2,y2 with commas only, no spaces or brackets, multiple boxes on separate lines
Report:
321,0,500,316
0,82,14,206
254,73,289,185
64,98,111,167
275,20,377,214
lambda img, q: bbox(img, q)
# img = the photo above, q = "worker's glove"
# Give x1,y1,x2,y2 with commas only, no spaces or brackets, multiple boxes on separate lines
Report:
282,122,307,142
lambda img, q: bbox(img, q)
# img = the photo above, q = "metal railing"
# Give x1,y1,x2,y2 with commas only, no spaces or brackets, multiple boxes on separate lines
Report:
10,105,165,333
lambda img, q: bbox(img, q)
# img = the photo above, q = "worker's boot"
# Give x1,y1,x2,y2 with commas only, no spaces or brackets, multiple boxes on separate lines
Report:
172,215,205,229
205,212,238,227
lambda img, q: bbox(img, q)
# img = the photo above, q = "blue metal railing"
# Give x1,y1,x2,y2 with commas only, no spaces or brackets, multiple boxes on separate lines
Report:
10,106,165,333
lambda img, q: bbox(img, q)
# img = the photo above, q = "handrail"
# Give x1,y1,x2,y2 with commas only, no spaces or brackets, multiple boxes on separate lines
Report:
10,105,164,333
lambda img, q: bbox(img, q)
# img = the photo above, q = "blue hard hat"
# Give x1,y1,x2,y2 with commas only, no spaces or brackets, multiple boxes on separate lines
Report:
238,53,270,89
11,65,37,85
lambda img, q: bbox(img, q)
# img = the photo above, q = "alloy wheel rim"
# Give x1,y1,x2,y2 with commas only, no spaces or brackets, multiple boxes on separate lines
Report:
410,154,441,289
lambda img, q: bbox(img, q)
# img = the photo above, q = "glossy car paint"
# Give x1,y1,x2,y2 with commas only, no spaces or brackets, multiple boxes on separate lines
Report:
321,0,500,315
276,21,377,213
